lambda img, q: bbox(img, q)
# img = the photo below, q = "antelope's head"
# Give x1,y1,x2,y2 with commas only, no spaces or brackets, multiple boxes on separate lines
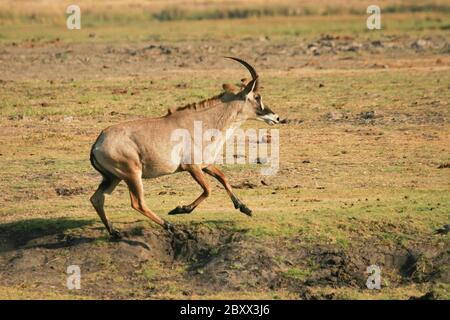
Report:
224,57,280,125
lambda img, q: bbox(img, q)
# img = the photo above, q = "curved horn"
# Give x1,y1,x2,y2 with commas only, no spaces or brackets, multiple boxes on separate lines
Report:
224,56,259,91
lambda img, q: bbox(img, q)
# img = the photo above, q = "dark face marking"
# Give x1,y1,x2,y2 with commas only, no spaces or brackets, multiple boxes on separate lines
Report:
247,92,279,125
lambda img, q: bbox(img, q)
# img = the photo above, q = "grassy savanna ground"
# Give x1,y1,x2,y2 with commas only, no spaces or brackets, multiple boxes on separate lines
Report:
0,0,449,299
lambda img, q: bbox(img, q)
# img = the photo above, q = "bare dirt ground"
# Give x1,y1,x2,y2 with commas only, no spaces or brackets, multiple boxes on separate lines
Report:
1,33,449,81
0,220,448,299
0,2,449,299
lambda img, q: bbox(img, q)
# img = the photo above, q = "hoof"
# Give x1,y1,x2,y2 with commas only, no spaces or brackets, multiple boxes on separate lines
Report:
168,205,192,215
109,229,123,241
239,204,252,217
163,220,175,233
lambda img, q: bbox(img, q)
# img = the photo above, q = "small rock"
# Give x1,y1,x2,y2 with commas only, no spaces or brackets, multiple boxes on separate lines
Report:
435,224,450,235
360,111,376,120
371,40,383,47
232,181,258,189
325,111,347,121
112,88,127,95
411,39,431,50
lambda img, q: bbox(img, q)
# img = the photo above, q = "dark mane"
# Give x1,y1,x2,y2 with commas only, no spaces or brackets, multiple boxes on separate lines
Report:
167,92,227,115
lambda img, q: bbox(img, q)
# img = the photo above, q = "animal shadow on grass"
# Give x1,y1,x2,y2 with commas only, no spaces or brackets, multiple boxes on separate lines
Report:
0,218,96,253
0,218,157,253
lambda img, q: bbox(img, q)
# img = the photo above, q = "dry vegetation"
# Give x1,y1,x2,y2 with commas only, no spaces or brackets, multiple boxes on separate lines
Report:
0,0,449,299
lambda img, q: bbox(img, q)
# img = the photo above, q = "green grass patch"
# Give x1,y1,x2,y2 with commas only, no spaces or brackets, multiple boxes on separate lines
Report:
283,267,312,280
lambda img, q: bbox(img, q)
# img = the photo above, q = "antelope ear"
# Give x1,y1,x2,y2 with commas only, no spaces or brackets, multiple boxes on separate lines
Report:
242,77,258,96
240,78,250,86
222,83,239,94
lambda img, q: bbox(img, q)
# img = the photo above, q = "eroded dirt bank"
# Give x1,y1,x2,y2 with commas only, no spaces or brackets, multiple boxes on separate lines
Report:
0,219,448,299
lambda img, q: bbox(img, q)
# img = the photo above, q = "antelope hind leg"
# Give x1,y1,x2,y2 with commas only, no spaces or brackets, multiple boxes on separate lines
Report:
90,177,122,239
168,165,211,215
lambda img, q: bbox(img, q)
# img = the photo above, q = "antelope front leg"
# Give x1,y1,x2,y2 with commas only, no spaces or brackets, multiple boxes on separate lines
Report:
202,165,252,216
169,165,211,215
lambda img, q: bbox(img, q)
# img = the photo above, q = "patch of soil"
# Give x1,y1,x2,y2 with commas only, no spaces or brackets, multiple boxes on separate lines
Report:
279,118,304,125
1,35,448,81
323,109,448,125
189,239,284,290
55,186,87,196
0,220,448,299
231,181,259,189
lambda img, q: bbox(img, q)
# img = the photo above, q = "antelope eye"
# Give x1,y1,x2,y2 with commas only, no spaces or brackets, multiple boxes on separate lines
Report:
255,95,261,101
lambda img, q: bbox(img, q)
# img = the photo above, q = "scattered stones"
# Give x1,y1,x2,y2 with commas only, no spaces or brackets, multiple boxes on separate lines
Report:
341,42,361,52
8,115,26,121
371,40,383,47
359,110,376,120
55,186,86,196
231,181,258,189
324,111,350,121
411,39,432,50
279,118,303,125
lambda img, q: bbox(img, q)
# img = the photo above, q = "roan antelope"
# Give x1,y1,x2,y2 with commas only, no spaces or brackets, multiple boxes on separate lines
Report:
90,57,279,238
